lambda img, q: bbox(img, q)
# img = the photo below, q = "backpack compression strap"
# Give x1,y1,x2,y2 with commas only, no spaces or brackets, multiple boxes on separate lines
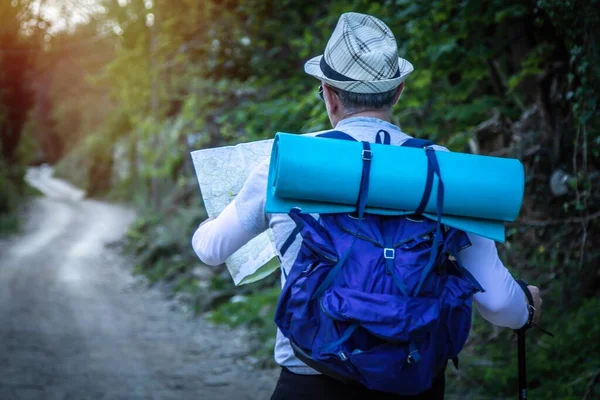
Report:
398,137,445,297
412,147,445,296
402,138,435,216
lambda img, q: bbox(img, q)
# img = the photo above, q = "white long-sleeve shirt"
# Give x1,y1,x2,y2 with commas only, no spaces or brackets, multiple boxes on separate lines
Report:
192,117,528,374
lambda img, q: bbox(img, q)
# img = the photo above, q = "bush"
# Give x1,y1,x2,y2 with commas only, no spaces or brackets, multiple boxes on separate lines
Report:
0,178,20,235
0,159,41,235
0,167,19,215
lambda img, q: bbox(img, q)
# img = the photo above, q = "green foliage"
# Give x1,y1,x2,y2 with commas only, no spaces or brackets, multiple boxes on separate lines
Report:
507,44,554,91
0,166,20,215
0,167,21,235
0,160,40,236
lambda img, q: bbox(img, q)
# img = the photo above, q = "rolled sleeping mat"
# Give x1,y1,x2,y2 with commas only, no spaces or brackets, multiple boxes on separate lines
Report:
265,133,525,242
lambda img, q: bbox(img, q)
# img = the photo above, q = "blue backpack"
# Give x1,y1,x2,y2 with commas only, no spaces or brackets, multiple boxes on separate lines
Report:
274,129,484,396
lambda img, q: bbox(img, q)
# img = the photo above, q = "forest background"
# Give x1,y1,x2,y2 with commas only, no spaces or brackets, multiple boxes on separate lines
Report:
1,0,598,398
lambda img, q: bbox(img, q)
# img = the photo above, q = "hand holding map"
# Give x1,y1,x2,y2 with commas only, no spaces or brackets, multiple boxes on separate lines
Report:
190,139,279,285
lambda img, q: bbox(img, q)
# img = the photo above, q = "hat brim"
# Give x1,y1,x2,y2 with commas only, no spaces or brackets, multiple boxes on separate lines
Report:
304,55,414,94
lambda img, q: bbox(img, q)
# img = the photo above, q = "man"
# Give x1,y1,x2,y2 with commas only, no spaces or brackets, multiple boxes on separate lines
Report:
192,12,542,400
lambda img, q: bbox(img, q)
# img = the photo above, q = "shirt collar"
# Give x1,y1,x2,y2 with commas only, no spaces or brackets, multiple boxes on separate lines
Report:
335,117,403,134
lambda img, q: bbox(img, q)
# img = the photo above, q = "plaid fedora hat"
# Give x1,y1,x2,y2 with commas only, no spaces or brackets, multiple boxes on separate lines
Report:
304,12,413,94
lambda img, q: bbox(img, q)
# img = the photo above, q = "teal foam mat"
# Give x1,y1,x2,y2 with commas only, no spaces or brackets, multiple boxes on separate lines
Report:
265,133,524,242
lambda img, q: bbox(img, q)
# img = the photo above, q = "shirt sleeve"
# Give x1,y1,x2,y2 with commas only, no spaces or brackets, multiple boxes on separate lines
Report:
191,161,270,266
457,233,529,329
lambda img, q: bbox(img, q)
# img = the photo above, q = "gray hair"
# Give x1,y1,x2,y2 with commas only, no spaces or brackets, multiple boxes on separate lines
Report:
336,88,398,114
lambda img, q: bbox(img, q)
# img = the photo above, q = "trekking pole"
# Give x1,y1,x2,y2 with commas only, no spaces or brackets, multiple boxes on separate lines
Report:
514,279,533,400
514,279,553,400
517,327,527,400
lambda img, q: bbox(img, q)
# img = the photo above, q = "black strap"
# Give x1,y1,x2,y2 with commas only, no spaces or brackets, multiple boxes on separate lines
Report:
515,279,535,331
280,226,301,257
515,279,554,336
320,57,356,81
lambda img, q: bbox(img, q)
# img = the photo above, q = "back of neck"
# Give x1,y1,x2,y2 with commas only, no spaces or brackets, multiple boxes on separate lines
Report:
336,110,391,126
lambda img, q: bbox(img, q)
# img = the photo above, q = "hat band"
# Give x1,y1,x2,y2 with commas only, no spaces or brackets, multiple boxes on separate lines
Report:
320,57,401,83
320,57,354,81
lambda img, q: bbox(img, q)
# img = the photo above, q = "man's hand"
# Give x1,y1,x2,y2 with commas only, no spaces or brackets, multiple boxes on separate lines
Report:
527,285,542,324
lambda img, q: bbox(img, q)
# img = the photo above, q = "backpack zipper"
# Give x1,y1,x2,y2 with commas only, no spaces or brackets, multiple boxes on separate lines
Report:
335,218,437,249
302,240,338,263
392,227,436,248
319,297,337,320
334,219,383,247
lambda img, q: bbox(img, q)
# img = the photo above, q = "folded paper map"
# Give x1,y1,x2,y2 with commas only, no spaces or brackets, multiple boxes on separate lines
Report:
190,139,279,285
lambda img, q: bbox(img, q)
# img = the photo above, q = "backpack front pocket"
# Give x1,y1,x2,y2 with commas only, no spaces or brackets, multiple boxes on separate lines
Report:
320,287,439,341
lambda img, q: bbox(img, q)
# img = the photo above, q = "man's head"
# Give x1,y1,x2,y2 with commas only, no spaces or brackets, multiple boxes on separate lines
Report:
305,12,413,126
319,83,405,126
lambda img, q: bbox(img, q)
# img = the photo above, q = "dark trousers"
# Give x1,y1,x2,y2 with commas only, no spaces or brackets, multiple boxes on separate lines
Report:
270,367,446,400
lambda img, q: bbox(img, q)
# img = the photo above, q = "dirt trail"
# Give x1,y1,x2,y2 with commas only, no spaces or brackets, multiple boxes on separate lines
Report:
0,168,277,400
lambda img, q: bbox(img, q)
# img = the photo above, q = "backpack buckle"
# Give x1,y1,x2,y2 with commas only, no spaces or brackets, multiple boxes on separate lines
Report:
361,149,373,160
384,248,395,259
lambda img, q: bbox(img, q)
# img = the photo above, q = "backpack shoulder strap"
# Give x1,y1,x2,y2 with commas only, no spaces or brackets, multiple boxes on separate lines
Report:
317,130,357,141
376,129,391,144
402,138,434,148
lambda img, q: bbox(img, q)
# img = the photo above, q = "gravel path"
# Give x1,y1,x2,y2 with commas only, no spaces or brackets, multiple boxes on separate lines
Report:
0,168,278,400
